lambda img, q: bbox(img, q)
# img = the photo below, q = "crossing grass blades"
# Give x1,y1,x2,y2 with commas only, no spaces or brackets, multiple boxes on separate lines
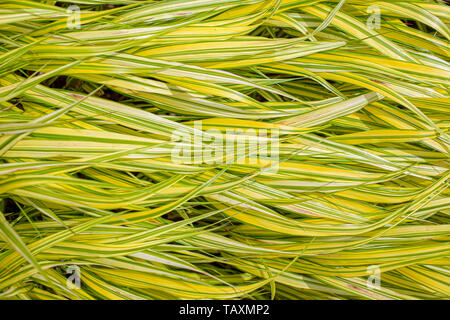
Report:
0,0,449,300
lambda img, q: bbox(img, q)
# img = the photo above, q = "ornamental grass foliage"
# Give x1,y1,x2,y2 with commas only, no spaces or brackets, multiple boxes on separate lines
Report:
0,0,449,300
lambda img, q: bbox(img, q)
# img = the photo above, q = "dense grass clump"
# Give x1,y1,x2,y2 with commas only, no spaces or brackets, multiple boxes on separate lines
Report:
0,0,449,300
